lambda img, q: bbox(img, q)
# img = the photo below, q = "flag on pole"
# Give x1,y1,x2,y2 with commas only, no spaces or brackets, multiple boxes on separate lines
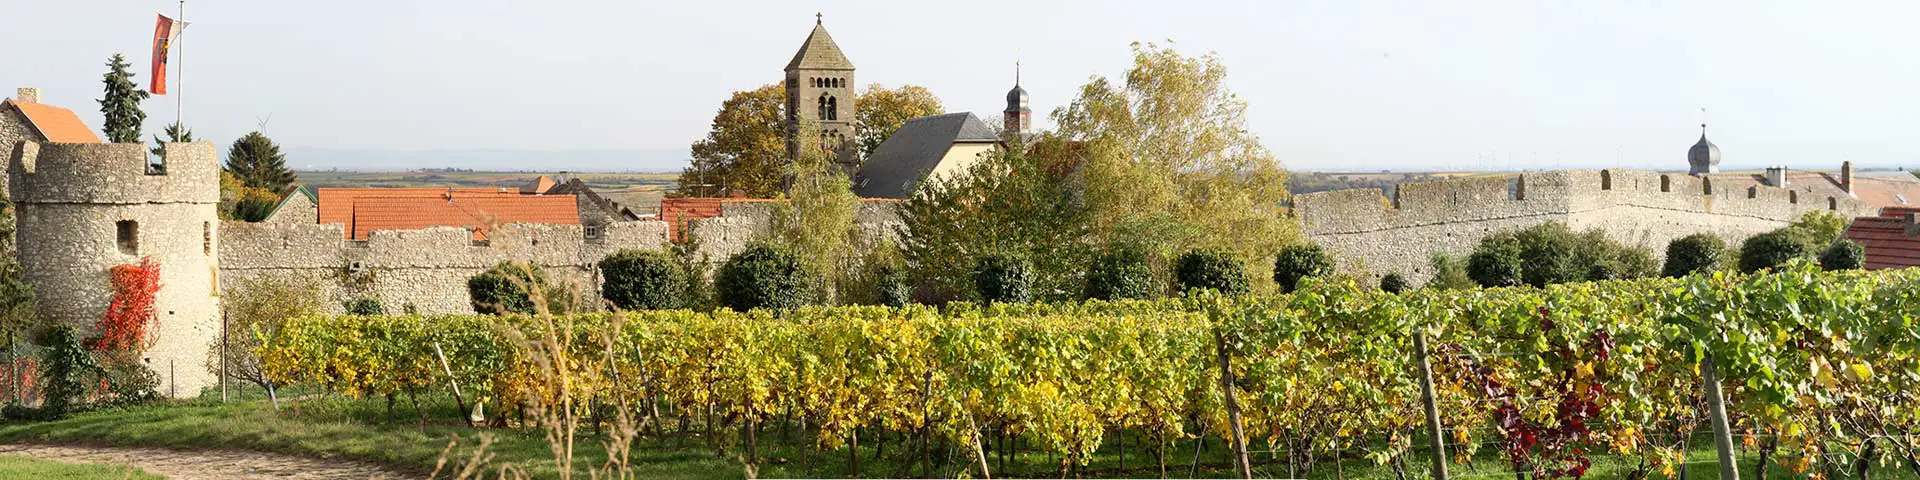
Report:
150,13,187,95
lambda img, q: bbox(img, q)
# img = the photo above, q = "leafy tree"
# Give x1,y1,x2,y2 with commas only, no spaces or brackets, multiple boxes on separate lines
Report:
1379,273,1410,294
212,276,322,397
896,142,1088,303
1053,42,1297,288
870,262,912,308
150,122,194,158
1819,239,1865,271
1085,246,1155,300
1574,229,1657,281
598,249,688,311
225,131,297,193
38,325,100,417
1468,235,1525,288
714,243,816,312
854,84,943,158
1175,249,1249,296
468,261,578,315
1739,230,1810,273
1780,211,1848,252
1427,254,1477,290
770,125,861,303
1662,233,1727,277
972,253,1034,304
97,54,149,143
1512,223,1581,287
677,84,787,198
1272,243,1335,293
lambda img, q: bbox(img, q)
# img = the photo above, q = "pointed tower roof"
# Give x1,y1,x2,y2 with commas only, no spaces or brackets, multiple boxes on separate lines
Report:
786,14,854,72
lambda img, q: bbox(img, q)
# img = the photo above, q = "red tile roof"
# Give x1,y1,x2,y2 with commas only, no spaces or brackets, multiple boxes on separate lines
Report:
1844,207,1920,270
348,195,579,241
4,100,102,143
659,197,783,243
316,188,519,227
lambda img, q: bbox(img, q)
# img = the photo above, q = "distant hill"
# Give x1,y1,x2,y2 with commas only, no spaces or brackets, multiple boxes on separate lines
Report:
284,148,689,173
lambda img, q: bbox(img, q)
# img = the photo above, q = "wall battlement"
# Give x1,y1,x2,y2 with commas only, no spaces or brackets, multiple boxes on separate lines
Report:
1295,168,1876,285
9,141,218,205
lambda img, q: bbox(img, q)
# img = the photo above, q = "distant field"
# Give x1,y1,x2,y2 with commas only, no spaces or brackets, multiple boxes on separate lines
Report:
295,170,677,210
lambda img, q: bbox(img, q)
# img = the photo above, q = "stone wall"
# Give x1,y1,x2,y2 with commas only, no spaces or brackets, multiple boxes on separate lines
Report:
1296,169,1877,285
9,142,222,398
0,106,32,196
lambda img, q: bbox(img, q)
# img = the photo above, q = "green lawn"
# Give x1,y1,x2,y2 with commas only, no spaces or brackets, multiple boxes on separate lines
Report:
0,454,160,479
0,388,1913,479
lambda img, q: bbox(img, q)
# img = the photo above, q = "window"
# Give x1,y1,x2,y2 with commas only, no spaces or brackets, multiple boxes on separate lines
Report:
1702,178,1713,196
585,224,601,239
1506,175,1525,201
1599,170,1612,190
1747,186,1758,199
116,220,138,255
203,221,212,255
826,96,838,120
817,95,828,120
1790,191,1799,204
1660,175,1671,192
1829,197,1838,210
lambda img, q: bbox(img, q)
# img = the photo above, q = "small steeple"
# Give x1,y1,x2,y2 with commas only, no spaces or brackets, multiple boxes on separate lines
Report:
1688,122,1721,176
786,13,853,72
1004,60,1031,137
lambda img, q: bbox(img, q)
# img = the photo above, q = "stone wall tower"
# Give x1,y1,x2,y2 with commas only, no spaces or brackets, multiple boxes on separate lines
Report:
785,13,858,170
9,141,221,398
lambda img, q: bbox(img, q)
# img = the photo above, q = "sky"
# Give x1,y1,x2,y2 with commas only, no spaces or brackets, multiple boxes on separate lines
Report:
2,0,1917,172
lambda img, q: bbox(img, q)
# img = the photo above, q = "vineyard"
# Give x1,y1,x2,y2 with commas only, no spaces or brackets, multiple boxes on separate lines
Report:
257,262,1920,479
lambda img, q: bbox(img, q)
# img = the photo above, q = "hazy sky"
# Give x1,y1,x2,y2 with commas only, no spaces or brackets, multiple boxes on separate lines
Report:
3,0,1917,172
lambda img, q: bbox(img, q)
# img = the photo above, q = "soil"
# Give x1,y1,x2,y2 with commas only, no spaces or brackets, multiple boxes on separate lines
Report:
0,443,414,479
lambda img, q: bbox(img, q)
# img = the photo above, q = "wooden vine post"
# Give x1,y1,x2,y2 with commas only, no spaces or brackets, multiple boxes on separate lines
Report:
1414,329,1449,480
1213,326,1253,479
1702,357,1740,480
432,342,473,427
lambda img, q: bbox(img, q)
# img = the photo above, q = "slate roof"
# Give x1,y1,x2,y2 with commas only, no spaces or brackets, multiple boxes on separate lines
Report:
852,112,998,199
348,195,579,241
1844,207,1920,270
2,99,102,143
785,21,854,71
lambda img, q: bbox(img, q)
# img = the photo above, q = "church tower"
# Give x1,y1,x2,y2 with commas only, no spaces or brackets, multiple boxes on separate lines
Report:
785,13,857,169
1004,62,1031,138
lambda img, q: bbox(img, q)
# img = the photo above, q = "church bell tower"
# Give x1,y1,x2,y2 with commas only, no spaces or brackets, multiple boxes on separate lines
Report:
784,13,858,170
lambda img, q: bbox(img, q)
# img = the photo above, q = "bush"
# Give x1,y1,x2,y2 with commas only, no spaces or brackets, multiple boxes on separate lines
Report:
468,261,578,315
1085,247,1154,300
342,297,384,315
1739,230,1810,273
1272,244,1335,293
215,276,322,395
39,325,99,417
714,243,817,311
1662,233,1726,277
598,249,689,311
1782,211,1848,251
1467,237,1524,288
1175,249,1250,296
1820,239,1865,271
872,263,913,308
1581,232,1658,281
973,253,1034,304
1513,223,1582,287
1379,273,1410,294
1428,254,1476,290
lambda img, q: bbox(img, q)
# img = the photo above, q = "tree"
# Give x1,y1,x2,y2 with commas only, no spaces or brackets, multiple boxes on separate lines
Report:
1427,254,1477,290
1053,42,1296,287
1662,233,1726,277
1272,243,1335,293
1819,239,1865,271
225,131,297,193
150,122,194,158
854,84,943,158
1175,249,1250,296
1468,236,1524,288
1085,246,1155,300
598,249,689,311
97,54,149,144
714,243,816,312
1738,230,1809,273
770,124,862,303
677,84,787,198
1781,211,1848,252
212,276,322,396
896,143,1088,303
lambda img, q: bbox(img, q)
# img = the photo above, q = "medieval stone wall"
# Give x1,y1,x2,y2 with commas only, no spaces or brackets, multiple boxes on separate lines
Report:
1296,169,1877,285
9,142,222,398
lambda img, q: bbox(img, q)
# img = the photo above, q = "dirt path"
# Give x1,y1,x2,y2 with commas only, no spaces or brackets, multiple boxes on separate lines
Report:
0,443,415,479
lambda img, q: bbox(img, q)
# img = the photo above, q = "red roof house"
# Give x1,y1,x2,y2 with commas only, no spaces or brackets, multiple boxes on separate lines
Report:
1843,207,1920,270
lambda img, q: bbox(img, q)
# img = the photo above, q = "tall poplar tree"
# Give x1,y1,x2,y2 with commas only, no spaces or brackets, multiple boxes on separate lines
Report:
224,131,297,193
97,54,150,144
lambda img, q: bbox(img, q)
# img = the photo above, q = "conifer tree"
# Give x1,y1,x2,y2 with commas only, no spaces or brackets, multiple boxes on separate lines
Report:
150,122,194,157
97,54,149,143
224,131,297,193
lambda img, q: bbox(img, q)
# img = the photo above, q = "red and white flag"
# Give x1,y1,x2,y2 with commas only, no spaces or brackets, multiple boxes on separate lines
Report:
150,13,187,95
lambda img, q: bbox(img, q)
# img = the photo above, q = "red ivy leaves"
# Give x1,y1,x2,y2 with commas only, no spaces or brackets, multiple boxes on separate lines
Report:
93,257,161,355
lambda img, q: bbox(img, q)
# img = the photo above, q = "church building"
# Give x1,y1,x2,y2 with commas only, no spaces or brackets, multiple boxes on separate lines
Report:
784,14,858,170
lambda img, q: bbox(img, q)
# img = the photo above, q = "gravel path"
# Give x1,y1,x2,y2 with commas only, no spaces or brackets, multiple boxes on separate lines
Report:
0,443,415,479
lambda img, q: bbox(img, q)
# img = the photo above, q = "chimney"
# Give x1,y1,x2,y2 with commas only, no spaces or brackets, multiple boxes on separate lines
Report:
1764,166,1787,188
14,88,38,104
1841,161,1855,194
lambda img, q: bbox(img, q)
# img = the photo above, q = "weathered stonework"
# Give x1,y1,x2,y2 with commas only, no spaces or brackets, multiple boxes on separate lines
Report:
10,142,222,398
1296,169,1876,285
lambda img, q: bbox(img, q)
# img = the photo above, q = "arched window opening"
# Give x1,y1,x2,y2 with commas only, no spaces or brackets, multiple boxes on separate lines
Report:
1747,186,1758,199
1506,175,1526,201
826,96,838,121
117,220,139,255
1599,170,1613,191
817,95,828,120
1790,191,1799,204
1829,197,1838,210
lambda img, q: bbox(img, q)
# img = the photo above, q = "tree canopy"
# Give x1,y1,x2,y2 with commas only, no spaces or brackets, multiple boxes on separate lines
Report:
677,84,787,198
224,131,297,193
854,84,943,158
97,54,149,144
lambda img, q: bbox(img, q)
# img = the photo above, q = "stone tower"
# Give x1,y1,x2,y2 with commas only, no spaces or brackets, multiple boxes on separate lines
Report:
785,13,857,170
9,141,221,398
1004,63,1031,138
1687,123,1720,176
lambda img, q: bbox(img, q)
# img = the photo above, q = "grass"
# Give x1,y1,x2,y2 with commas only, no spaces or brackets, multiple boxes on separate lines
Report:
0,454,160,479
0,387,1913,479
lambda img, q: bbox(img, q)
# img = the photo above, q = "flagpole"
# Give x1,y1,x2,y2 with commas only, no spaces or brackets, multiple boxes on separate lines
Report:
176,0,185,127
